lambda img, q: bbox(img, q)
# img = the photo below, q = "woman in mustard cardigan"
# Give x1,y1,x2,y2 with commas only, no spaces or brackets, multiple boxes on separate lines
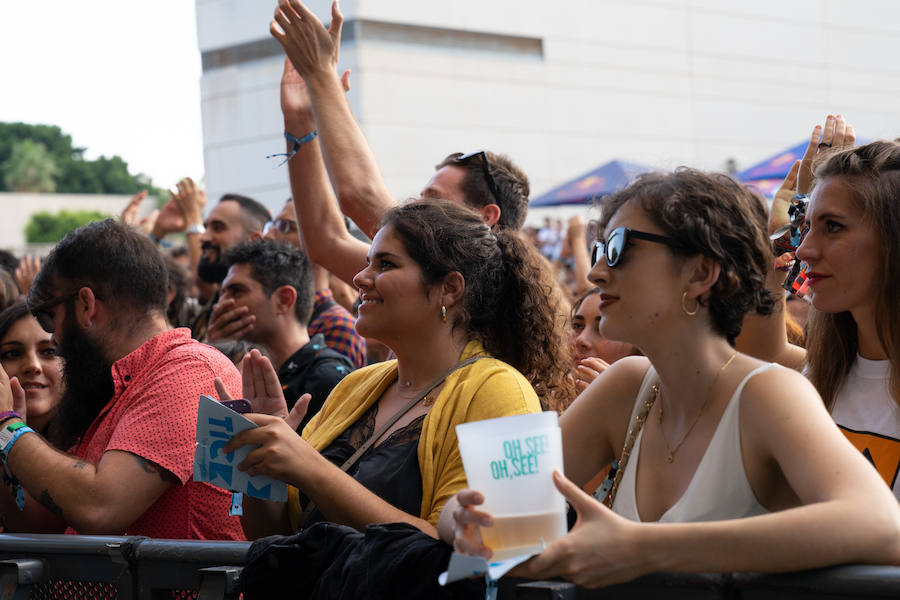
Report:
225,199,569,539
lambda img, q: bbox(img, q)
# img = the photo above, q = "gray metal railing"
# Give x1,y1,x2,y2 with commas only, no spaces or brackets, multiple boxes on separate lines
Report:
1,533,898,599
0,534,250,600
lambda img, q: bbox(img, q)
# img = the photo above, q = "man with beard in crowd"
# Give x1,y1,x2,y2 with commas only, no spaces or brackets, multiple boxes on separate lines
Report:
192,193,271,340
0,220,245,539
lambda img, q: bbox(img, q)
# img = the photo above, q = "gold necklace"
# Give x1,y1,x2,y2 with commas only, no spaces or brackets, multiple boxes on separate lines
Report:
656,351,737,464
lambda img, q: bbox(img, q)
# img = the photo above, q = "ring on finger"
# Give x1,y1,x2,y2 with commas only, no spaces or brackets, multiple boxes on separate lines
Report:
817,142,832,149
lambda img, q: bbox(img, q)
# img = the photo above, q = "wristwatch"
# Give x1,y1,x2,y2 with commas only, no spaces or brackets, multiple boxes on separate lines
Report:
186,223,206,235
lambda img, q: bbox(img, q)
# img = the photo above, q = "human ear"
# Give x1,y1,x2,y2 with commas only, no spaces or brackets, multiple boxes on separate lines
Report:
75,286,98,329
683,255,721,304
272,285,298,316
480,204,501,228
440,272,466,311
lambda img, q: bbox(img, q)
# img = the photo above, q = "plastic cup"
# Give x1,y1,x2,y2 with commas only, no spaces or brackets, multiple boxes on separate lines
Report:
456,411,567,560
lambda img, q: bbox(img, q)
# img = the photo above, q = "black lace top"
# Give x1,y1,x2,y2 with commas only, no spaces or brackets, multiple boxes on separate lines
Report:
297,401,425,529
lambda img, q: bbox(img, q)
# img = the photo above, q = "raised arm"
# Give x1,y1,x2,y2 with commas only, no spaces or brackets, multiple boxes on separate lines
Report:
271,0,395,239
276,55,369,285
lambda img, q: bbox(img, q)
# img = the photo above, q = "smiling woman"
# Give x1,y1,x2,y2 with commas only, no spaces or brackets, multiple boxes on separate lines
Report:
233,199,566,557
0,301,62,434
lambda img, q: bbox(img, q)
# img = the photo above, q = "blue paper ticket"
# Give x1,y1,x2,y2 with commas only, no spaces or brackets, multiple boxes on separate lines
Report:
193,395,287,502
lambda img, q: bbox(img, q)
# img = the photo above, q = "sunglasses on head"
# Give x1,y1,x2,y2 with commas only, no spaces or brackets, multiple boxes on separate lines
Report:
263,218,298,236
591,227,681,268
452,150,501,205
30,291,80,334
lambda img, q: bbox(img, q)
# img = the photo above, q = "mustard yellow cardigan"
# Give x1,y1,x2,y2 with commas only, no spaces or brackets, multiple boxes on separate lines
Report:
288,340,541,529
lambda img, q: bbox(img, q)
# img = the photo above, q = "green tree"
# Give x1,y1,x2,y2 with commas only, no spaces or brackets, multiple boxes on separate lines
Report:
3,139,58,192
0,122,170,201
24,210,110,244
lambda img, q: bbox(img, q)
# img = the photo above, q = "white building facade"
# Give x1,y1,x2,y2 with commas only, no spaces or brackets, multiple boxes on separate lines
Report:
196,0,900,224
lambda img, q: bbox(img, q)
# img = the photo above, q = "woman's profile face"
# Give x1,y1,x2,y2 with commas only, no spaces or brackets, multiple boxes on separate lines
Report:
588,201,685,346
571,292,636,364
0,315,62,430
353,226,437,343
796,177,880,317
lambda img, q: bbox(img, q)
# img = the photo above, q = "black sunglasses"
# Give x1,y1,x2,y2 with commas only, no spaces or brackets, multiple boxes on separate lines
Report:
30,291,80,334
591,227,681,268
453,150,501,205
263,218,298,236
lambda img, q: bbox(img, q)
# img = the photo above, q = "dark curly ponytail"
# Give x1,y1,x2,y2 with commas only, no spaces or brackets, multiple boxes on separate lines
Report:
383,200,574,409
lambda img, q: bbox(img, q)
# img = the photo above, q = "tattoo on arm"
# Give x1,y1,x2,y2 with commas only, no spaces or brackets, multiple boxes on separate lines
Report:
39,490,63,518
129,453,178,483
72,461,87,470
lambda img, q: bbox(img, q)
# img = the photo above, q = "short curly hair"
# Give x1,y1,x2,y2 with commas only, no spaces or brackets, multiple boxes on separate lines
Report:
597,168,774,345
224,239,314,325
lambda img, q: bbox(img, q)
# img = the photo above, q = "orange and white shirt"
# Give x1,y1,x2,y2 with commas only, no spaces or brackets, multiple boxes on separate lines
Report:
832,356,900,501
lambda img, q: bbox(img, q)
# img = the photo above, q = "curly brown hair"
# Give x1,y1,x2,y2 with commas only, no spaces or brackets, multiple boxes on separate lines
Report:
804,140,900,408
597,168,774,345
383,199,574,409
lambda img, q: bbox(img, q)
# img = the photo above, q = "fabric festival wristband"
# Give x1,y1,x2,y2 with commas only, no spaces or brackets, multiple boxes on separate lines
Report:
1,425,34,464
265,130,318,166
0,411,22,426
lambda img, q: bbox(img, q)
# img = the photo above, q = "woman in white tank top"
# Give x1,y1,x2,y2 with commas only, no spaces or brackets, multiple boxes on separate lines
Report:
440,167,900,587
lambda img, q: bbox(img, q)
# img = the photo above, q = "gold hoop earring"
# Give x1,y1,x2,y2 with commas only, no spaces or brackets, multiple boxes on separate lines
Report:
441,305,447,322
681,291,699,316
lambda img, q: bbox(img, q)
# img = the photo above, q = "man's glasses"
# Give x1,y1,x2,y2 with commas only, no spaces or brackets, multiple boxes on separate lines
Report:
263,218,298,236
30,291,80,334
452,150,501,205
591,227,682,268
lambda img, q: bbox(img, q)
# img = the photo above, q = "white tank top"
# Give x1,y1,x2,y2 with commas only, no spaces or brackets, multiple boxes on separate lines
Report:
612,364,776,522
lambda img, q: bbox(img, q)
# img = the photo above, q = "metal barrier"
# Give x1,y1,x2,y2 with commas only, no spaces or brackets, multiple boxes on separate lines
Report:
514,566,900,599
1,534,898,599
0,534,250,600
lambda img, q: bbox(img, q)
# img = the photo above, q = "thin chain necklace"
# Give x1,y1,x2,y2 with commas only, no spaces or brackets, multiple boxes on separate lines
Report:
656,351,738,464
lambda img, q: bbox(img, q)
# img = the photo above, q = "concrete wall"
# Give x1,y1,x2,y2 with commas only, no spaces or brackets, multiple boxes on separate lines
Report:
0,193,134,255
195,0,900,225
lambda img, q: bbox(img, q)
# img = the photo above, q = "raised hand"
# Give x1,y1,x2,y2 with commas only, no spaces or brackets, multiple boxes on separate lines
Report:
172,177,206,227
206,298,256,342
0,365,25,415
574,357,611,393
120,190,148,227
271,0,343,82
14,254,41,296
797,114,856,195
236,349,311,430
153,198,187,237
769,160,801,235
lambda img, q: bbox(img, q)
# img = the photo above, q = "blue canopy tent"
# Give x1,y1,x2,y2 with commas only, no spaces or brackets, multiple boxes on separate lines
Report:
735,140,809,198
736,137,870,197
530,159,655,207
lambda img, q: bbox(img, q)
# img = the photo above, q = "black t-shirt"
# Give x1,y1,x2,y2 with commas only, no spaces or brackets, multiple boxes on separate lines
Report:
278,334,354,432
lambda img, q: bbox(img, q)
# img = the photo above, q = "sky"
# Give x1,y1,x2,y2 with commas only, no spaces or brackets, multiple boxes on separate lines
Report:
0,1,204,190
